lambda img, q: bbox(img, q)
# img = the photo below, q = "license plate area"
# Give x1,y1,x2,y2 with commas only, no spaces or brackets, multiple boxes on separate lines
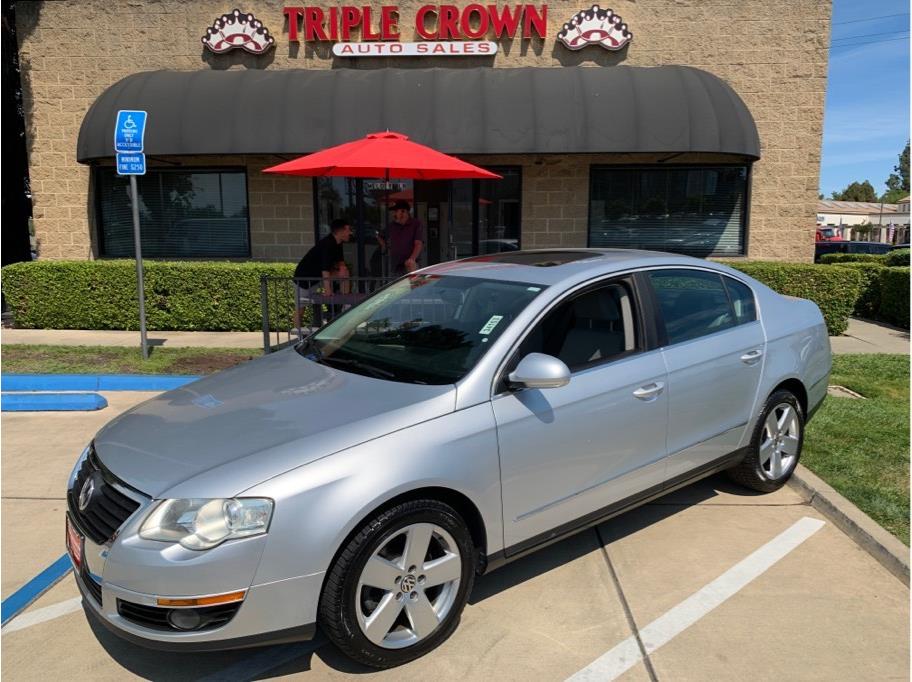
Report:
66,515,84,567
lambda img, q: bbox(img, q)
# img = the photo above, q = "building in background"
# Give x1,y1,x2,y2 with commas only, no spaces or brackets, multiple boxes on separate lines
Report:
14,1,831,267
816,199,909,243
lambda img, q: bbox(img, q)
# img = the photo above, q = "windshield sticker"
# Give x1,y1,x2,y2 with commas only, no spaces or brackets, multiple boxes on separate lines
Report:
527,286,542,292
479,315,504,335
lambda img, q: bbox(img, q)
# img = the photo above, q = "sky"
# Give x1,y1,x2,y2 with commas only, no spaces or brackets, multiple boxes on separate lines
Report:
819,0,910,198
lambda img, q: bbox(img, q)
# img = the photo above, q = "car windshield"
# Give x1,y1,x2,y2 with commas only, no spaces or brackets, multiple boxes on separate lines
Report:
296,274,546,385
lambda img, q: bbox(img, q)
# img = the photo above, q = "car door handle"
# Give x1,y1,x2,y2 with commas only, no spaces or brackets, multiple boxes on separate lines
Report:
740,349,764,365
633,382,665,400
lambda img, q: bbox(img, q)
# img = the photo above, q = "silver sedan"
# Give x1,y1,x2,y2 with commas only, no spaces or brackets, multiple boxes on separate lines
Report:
66,249,830,668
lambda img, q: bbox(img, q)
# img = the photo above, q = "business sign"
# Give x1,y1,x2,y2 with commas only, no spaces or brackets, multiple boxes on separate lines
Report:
202,9,275,54
557,5,632,51
114,110,147,153
116,153,146,176
284,4,546,57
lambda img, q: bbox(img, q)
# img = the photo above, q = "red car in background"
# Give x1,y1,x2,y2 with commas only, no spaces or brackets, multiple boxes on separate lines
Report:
816,227,845,242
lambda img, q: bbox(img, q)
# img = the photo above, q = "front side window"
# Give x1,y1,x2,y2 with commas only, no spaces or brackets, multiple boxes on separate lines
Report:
299,274,545,385
589,166,748,257
516,281,638,372
648,269,736,345
97,168,249,258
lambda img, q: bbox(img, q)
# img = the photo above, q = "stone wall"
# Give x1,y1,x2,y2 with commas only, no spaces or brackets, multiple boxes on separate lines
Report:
15,0,830,261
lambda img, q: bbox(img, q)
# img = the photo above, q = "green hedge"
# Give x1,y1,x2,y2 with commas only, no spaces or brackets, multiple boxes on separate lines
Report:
719,261,864,335
1,260,297,331
878,267,910,329
832,262,886,319
885,248,910,267
818,253,888,265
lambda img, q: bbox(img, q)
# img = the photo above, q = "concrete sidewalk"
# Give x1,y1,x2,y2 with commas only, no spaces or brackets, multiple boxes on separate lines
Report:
1,328,264,349
829,318,910,354
3,317,909,354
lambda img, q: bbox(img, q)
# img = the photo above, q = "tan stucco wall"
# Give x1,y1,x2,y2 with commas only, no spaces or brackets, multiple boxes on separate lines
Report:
16,0,830,261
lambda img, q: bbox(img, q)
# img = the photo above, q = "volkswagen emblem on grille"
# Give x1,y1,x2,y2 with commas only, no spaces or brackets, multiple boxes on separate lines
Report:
78,478,95,511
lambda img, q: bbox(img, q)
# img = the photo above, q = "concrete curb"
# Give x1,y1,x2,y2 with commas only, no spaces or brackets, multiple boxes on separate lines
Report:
1,374,200,392
1,392,108,411
788,464,909,586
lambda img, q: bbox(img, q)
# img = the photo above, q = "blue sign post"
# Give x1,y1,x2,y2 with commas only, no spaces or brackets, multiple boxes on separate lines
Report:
114,111,150,359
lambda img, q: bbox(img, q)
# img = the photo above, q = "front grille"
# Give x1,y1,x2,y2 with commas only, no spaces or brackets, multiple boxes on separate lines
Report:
67,445,142,545
81,567,103,605
117,599,242,632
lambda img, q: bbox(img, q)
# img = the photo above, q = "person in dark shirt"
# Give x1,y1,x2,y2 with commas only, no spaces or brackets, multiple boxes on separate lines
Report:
378,201,425,275
293,219,352,329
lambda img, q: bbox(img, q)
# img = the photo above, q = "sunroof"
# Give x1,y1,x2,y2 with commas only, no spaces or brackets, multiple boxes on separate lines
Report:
463,251,602,267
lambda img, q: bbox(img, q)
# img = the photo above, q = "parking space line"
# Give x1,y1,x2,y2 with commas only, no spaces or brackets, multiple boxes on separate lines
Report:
1,554,72,625
1,597,82,634
567,516,826,682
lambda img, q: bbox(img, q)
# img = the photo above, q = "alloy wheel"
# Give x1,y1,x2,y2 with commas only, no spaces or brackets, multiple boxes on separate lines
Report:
355,522,462,649
759,402,801,479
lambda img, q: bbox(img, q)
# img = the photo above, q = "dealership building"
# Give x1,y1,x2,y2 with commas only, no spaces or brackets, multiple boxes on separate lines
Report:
14,0,830,271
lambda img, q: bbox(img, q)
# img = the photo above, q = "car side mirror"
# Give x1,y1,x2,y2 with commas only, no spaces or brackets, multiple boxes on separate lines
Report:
508,353,571,390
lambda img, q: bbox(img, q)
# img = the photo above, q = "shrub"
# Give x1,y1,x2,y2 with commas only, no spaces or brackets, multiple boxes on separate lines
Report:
831,262,886,319
877,267,910,329
719,261,864,335
1,260,297,331
885,248,910,267
818,253,888,265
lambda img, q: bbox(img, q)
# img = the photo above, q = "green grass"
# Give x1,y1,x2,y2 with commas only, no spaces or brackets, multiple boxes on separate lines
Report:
803,354,910,545
1,345,260,375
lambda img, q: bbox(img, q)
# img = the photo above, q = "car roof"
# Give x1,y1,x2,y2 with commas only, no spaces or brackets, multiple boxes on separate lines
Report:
421,249,731,286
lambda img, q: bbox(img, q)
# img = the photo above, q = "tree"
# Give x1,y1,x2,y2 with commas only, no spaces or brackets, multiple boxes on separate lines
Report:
831,180,877,202
882,140,910,202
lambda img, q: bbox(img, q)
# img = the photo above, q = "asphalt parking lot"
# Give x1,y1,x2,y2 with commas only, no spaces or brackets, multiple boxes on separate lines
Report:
2,392,909,681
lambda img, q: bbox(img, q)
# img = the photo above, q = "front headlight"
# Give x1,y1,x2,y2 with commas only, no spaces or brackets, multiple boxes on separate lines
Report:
139,498,273,550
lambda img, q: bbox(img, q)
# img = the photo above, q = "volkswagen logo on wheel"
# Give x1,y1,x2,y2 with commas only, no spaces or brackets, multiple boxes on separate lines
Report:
78,479,95,511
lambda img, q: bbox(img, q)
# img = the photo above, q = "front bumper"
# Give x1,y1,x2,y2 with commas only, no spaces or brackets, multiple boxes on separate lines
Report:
73,560,323,651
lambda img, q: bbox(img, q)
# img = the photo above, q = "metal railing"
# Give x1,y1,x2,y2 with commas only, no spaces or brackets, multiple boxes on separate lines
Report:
260,276,393,353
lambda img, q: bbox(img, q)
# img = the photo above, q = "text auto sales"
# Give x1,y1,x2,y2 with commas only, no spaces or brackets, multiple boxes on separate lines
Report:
283,4,548,57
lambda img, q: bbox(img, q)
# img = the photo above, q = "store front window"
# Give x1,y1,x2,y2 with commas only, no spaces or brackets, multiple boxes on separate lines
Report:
315,167,521,277
96,168,249,258
588,166,748,257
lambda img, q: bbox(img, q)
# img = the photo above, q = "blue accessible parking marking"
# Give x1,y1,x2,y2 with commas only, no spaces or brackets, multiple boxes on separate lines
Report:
1,555,72,626
1,374,200,392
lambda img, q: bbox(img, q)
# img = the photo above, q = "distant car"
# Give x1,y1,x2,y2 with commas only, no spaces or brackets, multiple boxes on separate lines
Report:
66,249,831,668
814,240,892,262
815,227,844,242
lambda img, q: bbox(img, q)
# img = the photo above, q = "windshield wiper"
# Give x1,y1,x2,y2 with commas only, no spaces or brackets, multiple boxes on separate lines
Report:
296,337,323,361
320,356,397,380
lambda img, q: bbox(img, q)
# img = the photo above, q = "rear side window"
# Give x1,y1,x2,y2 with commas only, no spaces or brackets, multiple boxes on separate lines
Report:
648,269,735,345
723,276,756,325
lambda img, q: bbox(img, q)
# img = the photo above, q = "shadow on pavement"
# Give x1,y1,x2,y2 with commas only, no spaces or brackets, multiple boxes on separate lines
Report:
87,474,762,680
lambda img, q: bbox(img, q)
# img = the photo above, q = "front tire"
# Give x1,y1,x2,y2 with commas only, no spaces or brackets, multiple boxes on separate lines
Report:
728,389,804,493
318,499,475,669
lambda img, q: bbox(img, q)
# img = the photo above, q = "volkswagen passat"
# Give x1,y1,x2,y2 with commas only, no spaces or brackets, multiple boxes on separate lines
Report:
66,250,830,668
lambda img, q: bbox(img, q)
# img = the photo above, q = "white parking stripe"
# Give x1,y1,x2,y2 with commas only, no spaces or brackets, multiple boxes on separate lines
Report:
568,516,826,682
1,597,83,634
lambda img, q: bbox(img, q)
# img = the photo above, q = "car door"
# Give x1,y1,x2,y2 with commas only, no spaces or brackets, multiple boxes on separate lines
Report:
492,276,669,553
643,268,766,481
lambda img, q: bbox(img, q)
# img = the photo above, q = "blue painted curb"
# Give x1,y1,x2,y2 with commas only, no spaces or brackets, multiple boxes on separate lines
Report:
1,554,72,625
2,393,109,412
1,374,199,392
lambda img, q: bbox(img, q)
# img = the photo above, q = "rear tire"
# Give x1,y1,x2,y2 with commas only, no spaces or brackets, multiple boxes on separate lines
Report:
318,499,475,669
728,389,804,493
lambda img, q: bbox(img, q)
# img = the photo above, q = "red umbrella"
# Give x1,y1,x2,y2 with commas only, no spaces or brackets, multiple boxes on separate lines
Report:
263,131,501,180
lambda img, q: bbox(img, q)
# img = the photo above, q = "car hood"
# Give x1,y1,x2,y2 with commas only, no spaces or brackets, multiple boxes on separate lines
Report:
93,348,455,498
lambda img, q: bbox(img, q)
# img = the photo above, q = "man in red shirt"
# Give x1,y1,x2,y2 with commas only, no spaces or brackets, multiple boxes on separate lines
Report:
379,201,425,275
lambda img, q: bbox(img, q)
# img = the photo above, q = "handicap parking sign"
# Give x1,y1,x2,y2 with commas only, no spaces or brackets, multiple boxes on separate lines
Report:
116,152,146,176
114,110,147,153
